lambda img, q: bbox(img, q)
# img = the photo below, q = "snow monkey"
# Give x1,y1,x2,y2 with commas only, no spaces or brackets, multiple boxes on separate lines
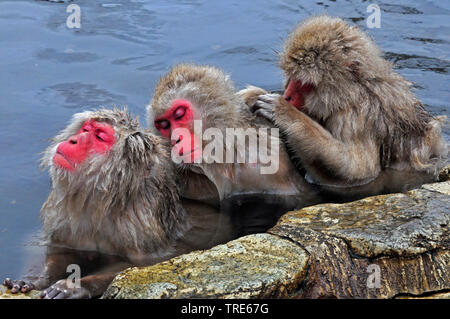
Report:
148,64,322,236
4,108,194,298
249,15,447,188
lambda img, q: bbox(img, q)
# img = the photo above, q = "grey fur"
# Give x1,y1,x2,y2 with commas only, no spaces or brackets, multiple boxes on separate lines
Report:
40,108,189,262
254,15,447,186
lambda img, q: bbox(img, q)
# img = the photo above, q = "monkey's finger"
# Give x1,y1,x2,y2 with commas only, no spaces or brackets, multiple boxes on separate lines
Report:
254,98,276,109
3,278,13,288
10,280,25,293
251,101,273,115
40,289,52,299
254,100,275,110
67,291,84,299
43,287,60,299
254,109,274,122
254,104,273,114
53,290,68,299
250,103,261,113
11,284,22,293
258,93,280,104
266,93,282,99
21,283,35,293
47,291,63,299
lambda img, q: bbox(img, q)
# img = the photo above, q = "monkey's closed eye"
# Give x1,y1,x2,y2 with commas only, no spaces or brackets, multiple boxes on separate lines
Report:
173,107,186,120
155,120,170,130
82,124,92,132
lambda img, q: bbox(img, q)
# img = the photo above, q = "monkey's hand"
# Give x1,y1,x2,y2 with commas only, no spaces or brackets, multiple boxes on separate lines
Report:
236,85,268,107
3,278,35,294
250,93,280,122
40,279,91,299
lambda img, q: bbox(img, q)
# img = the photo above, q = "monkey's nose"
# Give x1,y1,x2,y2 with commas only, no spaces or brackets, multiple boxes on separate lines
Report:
283,92,292,102
69,137,77,145
171,136,182,146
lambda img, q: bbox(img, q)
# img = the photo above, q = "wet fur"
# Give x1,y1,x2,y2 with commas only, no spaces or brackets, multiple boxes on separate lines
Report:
41,108,189,262
147,64,266,184
149,64,249,132
147,64,321,210
272,15,447,185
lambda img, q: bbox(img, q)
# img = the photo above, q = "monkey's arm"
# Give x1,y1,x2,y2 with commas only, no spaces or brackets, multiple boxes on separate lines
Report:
275,97,380,185
253,95,380,186
3,246,88,294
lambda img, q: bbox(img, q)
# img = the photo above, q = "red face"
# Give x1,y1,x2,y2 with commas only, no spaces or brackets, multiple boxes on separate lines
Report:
283,78,314,111
53,120,116,171
154,99,201,162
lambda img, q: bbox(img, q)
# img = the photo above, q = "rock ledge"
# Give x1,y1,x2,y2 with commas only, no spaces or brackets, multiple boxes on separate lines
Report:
103,180,449,299
2,178,448,299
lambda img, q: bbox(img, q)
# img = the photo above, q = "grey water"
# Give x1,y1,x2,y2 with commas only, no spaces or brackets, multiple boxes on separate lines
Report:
0,0,449,280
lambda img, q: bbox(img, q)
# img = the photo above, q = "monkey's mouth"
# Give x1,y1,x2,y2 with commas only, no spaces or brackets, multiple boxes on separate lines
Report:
284,78,314,111
177,147,202,163
53,151,75,171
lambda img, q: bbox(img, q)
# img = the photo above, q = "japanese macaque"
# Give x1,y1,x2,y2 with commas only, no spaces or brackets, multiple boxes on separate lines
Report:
147,64,322,236
4,108,197,299
249,15,448,188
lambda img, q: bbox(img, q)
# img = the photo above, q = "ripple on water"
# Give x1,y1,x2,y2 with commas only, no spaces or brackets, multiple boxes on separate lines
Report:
35,48,101,64
381,4,423,15
384,52,450,74
38,82,127,109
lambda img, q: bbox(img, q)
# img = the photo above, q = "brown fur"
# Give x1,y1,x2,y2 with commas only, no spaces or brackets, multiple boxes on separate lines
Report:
254,15,447,186
147,64,321,213
148,63,261,186
150,63,249,132
41,108,189,262
148,64,248,201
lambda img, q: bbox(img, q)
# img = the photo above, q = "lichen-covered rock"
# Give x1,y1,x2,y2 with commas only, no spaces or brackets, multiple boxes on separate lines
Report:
273,185,449,258
104,181,449,299
269,181,449,298
103,233,308,299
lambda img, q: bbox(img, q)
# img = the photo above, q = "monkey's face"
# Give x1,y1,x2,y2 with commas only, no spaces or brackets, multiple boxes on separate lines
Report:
280,16,387,118
283,78,315,111
53,119,116,171
154,98,203,163
42,109,172,204
149,64,245,166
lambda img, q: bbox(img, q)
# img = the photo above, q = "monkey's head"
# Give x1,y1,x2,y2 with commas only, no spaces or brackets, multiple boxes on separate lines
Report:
148,64,246,164
280,15,390,119
41,108,179,218
42,108,169,186
41,108,188,255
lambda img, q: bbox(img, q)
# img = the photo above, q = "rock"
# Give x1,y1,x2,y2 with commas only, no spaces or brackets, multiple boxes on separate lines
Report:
273,186,449,258
103,233,308,299
268,181,449,298
0,284,41,299
104,181,449,299
395,291,450,299
3,174,448,299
